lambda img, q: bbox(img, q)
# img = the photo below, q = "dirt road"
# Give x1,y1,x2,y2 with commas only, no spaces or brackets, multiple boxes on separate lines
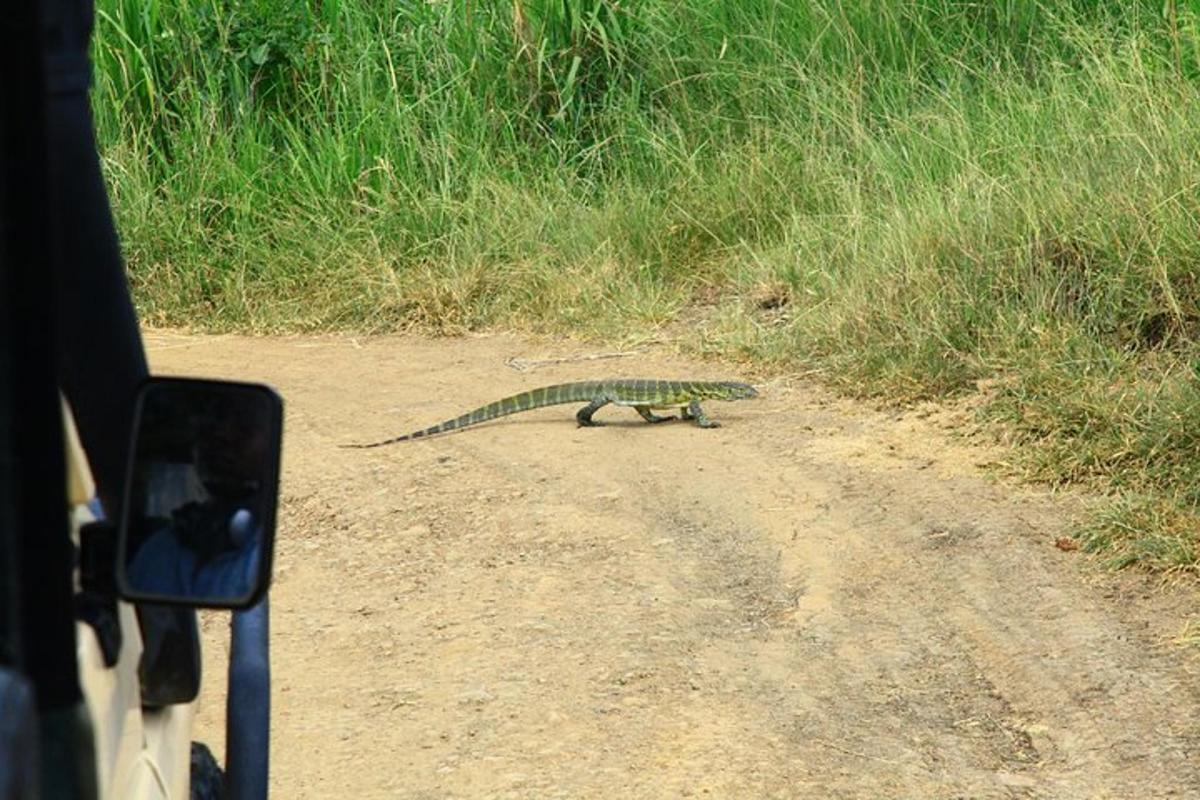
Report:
146,331,1200,799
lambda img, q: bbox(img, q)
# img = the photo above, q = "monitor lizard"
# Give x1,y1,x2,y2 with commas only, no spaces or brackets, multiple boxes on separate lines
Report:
343,378,757,447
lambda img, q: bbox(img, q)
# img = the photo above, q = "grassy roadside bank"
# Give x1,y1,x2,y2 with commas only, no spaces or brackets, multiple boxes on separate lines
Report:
93,0,1199,572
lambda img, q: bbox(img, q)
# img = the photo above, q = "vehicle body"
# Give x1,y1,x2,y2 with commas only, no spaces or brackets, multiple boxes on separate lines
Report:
0,1,283,798
68,405,198,800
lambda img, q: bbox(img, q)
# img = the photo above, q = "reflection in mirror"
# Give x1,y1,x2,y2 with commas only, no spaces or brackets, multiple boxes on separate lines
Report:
119,379,281,609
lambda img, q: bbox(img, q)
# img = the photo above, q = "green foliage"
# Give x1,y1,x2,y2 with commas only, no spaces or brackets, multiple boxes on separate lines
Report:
93,0,1200,570
511,0,638,134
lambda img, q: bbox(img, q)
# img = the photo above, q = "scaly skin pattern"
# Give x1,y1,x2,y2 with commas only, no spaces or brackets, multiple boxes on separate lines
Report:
344,379,758,448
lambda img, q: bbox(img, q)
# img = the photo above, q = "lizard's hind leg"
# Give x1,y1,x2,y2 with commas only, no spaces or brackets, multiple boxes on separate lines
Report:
683,399,721,428
576,397,611,426
635,406,672,424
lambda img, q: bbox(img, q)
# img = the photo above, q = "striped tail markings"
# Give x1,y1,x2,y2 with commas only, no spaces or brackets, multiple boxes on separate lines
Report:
343,381,600,448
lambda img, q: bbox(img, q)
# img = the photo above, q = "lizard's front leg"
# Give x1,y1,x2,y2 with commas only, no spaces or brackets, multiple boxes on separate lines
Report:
684,399,720,428
576,397,611,426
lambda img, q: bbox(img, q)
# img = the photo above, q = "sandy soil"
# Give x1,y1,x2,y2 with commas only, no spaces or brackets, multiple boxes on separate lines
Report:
145,331,1200,799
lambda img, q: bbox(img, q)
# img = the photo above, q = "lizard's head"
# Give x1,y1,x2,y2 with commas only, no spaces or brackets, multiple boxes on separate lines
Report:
720,382,759,400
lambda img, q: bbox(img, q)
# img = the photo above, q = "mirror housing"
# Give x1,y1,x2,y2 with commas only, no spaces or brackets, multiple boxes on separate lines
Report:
116,377,283,609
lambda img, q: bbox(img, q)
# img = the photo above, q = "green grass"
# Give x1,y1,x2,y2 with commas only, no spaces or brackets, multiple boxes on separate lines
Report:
93,0,1200,571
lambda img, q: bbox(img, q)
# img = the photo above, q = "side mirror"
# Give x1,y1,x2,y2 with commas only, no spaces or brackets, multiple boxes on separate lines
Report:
116,377,283,609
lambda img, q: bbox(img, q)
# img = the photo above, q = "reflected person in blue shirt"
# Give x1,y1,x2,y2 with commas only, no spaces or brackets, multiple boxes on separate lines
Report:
129,500,261,602
127,403,271,603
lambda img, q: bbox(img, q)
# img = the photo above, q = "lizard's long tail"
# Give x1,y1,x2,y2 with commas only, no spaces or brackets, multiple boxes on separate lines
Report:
341,381,603,448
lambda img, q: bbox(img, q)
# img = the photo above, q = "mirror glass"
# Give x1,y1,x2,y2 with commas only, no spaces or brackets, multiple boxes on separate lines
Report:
117,378,282,609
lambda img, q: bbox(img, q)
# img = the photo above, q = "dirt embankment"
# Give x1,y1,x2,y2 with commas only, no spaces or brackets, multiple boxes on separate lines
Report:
146,331,1200,799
